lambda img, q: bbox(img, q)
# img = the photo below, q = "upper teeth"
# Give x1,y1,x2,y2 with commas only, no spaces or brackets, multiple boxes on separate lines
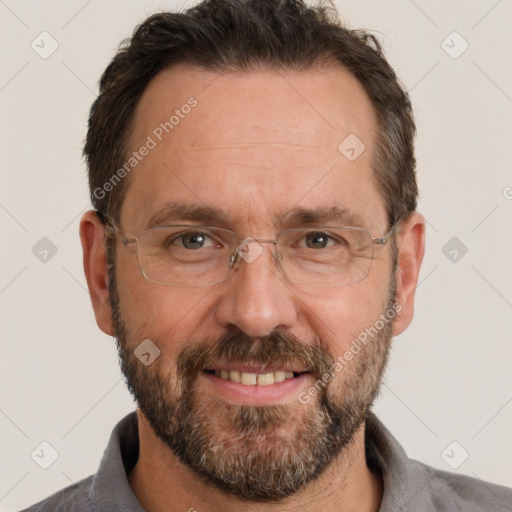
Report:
215,370,295,386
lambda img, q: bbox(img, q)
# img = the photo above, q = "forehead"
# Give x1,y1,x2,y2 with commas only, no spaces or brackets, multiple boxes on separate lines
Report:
121,63,385,232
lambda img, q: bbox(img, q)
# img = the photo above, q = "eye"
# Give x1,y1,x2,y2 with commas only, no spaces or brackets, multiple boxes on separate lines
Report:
171,231,218,250
302,231,336,249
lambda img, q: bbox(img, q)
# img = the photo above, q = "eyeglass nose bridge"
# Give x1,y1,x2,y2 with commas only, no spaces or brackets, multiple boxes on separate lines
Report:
229,237,280,270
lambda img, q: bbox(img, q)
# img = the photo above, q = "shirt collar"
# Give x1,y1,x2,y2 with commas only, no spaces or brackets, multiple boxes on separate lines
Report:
90,412,143,511
89,411,433,511
366,412,435,511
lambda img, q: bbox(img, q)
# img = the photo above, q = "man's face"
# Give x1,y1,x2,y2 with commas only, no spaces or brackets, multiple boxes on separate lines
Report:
108,64,397,500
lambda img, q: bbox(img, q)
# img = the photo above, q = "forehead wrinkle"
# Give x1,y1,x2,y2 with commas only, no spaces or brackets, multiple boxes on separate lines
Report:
182,142,319,151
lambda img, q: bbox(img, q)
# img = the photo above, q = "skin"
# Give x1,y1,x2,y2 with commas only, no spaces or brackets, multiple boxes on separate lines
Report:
80,63,425,512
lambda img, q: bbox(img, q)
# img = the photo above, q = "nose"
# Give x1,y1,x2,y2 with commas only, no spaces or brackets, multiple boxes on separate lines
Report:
214,241,298,338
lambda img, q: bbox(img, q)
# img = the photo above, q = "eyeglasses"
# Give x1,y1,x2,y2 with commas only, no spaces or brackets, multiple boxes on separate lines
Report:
106,221,397,287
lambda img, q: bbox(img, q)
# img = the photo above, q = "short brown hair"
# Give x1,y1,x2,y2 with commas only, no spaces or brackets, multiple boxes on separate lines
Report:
85,0,417,227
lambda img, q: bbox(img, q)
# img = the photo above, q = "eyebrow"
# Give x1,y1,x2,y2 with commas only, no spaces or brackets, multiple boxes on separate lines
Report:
274,206,365,229
143,201,366,230
143,202,240,229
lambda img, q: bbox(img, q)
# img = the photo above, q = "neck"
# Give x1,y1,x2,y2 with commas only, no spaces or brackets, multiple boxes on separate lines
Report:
128,410,383,512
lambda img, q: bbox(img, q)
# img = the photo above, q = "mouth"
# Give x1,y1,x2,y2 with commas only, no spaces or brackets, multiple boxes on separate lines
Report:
203,368,307,386
200,365,313,405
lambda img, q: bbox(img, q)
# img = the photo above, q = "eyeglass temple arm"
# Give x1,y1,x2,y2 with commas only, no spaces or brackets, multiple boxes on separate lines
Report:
371,222,399,245
103,218,137,247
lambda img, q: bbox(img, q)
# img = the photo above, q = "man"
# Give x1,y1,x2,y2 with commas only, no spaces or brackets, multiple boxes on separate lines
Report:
23,0,512,511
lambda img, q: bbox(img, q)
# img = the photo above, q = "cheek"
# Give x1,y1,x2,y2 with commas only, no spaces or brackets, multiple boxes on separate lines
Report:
296,279,390,359
115,254,215,359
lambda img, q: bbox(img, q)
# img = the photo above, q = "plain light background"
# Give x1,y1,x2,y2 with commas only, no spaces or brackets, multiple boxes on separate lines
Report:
1,1,511,510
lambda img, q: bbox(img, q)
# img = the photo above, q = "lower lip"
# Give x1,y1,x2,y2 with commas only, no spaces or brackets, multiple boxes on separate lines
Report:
199,371,312,405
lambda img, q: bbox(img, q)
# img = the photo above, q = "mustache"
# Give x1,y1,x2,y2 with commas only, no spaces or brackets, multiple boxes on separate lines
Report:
176,329,335,382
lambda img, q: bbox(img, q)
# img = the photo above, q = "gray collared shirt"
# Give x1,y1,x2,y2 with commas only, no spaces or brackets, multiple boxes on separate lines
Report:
21,412,512,511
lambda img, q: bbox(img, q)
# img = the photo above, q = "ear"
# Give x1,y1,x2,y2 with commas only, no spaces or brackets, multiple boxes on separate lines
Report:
79,210,114,335
392,212,425,336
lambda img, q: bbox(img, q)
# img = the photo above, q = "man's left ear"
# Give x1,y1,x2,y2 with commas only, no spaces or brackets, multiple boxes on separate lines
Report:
392,212,425,336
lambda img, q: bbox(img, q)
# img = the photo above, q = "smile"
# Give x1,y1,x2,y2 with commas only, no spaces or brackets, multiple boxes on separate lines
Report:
200,365,312,405
204,369,301,386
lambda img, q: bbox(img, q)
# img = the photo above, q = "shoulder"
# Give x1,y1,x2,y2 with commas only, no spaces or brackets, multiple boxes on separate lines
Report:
366,414,512,511
19,475,94,512
414,459,512,511
19,412,140,512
